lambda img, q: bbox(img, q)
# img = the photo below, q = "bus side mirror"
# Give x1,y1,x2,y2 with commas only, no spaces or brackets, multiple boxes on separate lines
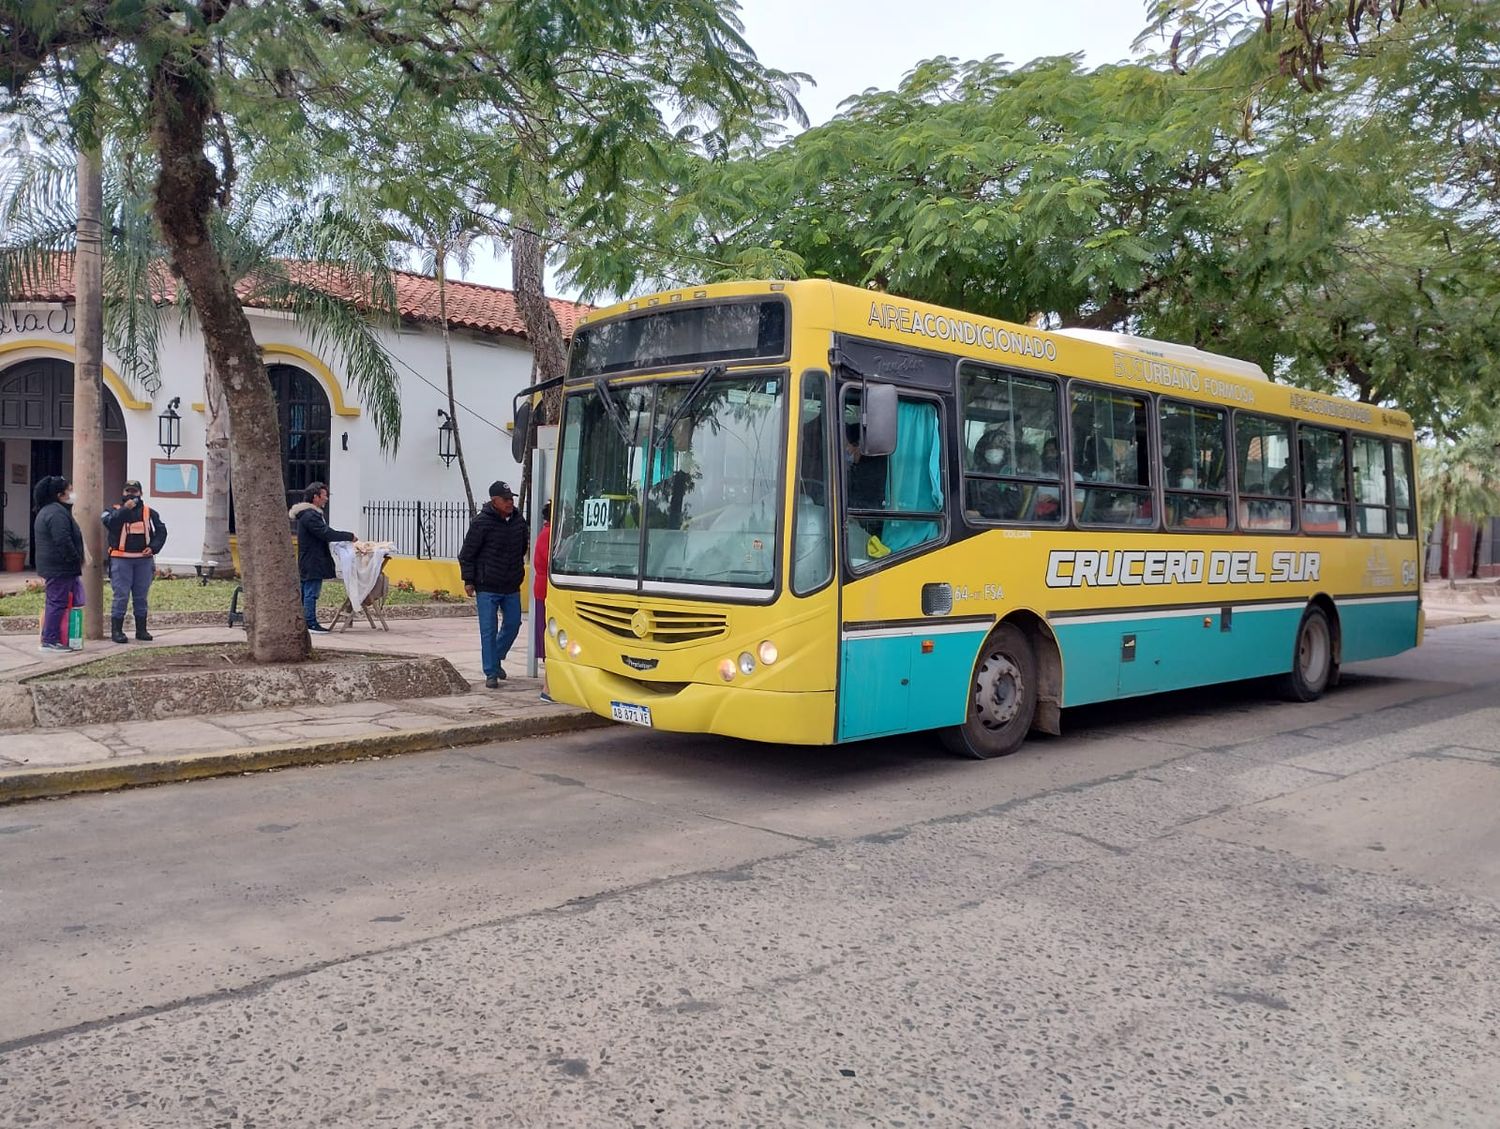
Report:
511,403,532,463
861,383,897,457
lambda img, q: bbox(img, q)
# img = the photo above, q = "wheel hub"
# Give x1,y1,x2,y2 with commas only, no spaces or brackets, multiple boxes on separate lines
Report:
973,651,1023,730
1299,618,1330,681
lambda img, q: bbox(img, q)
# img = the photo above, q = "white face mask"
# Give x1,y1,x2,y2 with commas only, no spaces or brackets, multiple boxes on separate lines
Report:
60,491,73,505
984,449,1005,466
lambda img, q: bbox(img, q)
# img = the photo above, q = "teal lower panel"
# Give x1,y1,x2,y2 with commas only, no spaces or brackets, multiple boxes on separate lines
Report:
1054,607,1304,707
1336,598,1420,663
837,630,988,742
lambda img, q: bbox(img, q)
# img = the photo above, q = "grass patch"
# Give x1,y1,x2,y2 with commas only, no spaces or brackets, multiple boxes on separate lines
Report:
0,577,443,617
30,643,367,681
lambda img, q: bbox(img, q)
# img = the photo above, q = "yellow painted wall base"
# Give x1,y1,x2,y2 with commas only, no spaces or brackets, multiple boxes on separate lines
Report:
384,556,532,611
221,541,531,610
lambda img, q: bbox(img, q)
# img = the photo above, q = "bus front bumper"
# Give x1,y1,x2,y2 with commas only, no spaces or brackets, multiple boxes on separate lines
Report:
547,663,835,745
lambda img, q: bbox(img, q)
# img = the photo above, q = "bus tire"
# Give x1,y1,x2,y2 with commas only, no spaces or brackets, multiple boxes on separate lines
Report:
1281,605,1334,702
941,624,1038,759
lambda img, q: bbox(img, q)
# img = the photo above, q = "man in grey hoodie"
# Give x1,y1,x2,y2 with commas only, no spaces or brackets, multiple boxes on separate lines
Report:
32,475,85,653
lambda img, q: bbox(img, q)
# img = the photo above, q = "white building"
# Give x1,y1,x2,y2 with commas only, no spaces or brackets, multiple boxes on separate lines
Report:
1,258,584,587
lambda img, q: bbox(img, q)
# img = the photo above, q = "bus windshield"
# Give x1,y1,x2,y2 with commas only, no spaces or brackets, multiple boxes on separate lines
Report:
552,372,785,592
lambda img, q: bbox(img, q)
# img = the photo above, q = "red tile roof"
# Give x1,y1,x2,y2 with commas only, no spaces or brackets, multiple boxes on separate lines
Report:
7,253,590,341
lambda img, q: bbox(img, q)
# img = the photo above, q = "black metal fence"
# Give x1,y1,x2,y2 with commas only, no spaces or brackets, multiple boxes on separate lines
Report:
363,499,475,559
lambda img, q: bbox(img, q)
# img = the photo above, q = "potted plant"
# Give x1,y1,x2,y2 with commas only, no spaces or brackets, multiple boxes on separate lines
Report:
2,529,26,572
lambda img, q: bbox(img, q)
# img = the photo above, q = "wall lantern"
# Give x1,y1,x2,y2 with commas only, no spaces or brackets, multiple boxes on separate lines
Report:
437,408,457,467
158,396,182,457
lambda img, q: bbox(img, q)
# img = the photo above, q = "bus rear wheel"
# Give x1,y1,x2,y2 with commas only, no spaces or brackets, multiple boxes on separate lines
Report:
1281,605,1335,702
941,624,1038,759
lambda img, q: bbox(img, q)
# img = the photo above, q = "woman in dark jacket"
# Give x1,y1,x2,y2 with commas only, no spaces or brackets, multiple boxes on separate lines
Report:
32,475,85,652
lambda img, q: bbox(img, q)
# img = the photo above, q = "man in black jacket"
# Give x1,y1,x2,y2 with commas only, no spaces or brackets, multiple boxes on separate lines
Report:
102,479,168,643
458,480,529,688
288,482,355,633
32,475,85,653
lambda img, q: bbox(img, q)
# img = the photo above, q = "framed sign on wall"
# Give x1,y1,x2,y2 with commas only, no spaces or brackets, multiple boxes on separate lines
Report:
150,458,204,499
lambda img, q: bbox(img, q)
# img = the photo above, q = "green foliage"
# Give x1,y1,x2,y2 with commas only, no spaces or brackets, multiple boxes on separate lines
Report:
576,3,1500,440
0,145,405,449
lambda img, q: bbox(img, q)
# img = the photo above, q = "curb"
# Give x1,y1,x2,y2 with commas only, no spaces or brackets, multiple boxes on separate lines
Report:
0,709,612,805
1426,613,1496,628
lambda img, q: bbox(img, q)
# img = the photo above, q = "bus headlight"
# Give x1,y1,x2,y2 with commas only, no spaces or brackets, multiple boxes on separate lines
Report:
556,629,568,649
547,617,558,638
738,652,756,676
758,641,779,665
568,641,583,658
718,659,737,682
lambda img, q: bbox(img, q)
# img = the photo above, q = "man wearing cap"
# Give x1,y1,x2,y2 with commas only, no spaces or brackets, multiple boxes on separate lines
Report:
457,480,529,688
102,479,168,643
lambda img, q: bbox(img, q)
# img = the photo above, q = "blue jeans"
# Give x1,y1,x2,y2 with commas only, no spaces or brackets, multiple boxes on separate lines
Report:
476,590,522,677
301,579,323,627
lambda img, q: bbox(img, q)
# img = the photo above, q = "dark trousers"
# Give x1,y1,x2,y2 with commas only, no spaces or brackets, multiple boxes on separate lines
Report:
301,579,323,628
41,576,76,645
109,556,155,618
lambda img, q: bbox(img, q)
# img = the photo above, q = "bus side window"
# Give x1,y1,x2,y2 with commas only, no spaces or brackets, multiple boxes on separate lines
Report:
957,362,1062,525
1298,425,1350,533
1391,440,1416,538
1235,413,1294,531
1353,434,1392,536
842,388,945,567
1071,384,1152,527
793,373,833,593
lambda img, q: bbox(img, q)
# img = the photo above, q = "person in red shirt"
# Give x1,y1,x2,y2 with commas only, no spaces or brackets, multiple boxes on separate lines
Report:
533,503,553,703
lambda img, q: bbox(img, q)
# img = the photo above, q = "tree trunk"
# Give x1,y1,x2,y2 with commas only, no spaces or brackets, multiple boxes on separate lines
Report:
73,145,106,640
436,257,476,514
511,221,566,516
200,354,233,575
150,43,309,662
511,222,567,410
1442,510,1456,590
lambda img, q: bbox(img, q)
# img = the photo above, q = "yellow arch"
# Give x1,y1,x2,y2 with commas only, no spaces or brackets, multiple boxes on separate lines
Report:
260,344,361,418
0,338,151,410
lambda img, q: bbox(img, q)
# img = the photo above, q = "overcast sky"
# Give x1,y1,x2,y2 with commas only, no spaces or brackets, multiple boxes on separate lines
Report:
736,0,1154,128
466,1,1154,294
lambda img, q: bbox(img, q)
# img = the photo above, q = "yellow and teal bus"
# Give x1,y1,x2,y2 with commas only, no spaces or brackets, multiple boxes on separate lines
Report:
518,280,1420,757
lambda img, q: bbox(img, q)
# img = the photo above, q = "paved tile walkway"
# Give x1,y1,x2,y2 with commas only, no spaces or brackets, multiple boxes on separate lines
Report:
0,614,574,772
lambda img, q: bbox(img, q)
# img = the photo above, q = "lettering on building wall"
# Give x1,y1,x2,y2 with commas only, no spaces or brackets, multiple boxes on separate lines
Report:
0,308,76,338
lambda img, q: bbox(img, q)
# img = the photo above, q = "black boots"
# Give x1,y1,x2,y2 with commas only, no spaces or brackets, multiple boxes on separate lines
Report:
110,617,129,644
135,616,153,642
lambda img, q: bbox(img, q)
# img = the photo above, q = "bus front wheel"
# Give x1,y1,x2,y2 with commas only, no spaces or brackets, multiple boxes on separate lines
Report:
941,624,1038,759
1281,605,1335,702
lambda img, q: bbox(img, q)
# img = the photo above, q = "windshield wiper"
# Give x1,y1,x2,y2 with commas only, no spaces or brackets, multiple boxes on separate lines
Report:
653,364,725,451
593,378,633,444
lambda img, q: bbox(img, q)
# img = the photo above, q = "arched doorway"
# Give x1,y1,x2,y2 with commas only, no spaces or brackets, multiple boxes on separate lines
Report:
0,359,127,567
228,363,333,532
269,363,332,511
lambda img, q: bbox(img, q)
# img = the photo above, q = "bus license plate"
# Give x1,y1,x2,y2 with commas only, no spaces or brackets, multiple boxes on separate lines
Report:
610,701,653,727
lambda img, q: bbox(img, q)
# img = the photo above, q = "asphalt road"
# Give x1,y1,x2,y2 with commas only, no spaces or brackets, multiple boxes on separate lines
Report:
2,622,1498,1127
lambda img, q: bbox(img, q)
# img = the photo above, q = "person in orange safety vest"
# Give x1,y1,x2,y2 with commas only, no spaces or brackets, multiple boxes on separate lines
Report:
101,479,168,643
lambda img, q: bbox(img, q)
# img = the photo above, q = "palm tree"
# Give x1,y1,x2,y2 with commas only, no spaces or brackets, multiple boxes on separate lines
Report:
1420,428,1500,588
380,188,499,515
2,144,404,637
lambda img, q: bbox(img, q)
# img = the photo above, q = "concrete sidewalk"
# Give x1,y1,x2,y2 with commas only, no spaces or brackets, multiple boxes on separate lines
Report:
0,615,605,802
